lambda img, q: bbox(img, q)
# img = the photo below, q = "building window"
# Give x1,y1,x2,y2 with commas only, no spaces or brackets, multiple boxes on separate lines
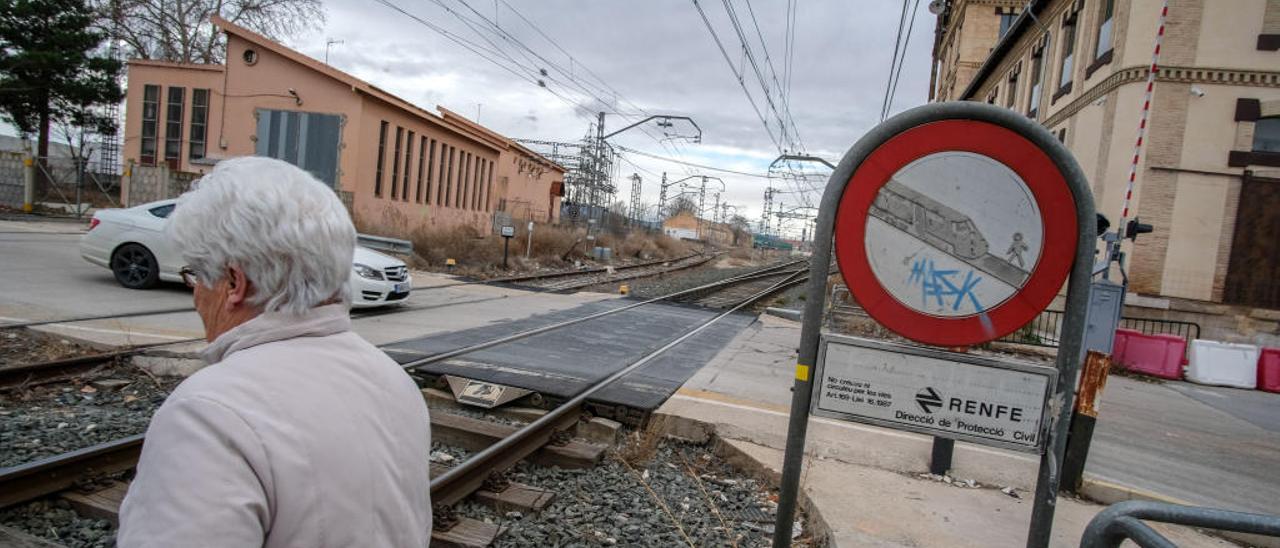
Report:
1059,14,1077,90
457,151,467,210
164,87,185,167
426,139,436,205
189,89,209,161
416,135,426,203
437,144,449,206
998,9,1019,38
391,127,403,200
1096,0,1114,60
375,121,387,197
140,85,159,165
476,159,486,210
1255,117,1280,153
1028,45,1046,119
255,109,343,188
403,130,414,202
1006,68,1019,109
485,160,495,211
445,146,455,207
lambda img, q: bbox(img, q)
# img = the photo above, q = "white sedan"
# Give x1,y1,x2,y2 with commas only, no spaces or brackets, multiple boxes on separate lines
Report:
79,199,412,308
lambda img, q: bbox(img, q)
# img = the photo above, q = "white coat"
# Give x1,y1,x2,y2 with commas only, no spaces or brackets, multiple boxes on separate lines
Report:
118,304,432,547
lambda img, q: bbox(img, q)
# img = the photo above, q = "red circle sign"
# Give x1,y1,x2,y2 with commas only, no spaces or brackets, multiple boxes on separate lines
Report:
835,119,1077,347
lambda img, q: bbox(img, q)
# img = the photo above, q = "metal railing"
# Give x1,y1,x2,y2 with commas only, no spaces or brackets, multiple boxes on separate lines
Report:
1081,501,1280,548
995,309,1201,351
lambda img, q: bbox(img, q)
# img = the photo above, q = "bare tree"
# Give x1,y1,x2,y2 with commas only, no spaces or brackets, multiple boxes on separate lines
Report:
665,195,698,218
96,0,324,64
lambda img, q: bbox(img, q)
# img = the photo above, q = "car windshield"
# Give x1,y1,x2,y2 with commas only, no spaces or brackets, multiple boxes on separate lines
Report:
148,204,175,218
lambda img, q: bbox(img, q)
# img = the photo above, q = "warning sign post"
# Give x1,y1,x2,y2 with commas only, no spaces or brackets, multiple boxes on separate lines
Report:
772,102,1096,548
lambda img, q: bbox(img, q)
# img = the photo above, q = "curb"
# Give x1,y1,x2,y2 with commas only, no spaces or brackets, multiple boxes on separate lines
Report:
1079,478,1279,548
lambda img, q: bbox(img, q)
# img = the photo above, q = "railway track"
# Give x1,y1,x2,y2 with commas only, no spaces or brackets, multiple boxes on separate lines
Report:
0,260,811,546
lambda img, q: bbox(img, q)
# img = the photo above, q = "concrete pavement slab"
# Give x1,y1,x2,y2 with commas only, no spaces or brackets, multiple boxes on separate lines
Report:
713,435,1235,548
678,313,1280,516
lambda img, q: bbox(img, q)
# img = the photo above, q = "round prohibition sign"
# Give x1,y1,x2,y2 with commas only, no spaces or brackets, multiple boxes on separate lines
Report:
834,119,1078,347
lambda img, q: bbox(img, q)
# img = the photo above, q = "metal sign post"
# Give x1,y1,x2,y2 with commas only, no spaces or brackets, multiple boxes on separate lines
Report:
500,225,515,269
771,102,1096,547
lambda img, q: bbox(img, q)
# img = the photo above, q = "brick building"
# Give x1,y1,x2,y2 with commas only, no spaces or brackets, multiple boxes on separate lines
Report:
932,0,1280,313
120,16,565,237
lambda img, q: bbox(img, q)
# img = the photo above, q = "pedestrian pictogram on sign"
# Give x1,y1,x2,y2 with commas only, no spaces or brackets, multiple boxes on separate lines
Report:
834,119,1079,347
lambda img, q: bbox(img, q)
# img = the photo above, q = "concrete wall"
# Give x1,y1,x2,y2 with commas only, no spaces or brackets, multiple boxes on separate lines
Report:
122,61,225,175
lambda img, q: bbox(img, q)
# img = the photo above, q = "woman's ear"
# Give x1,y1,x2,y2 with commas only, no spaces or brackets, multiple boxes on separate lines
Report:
225,266,251,308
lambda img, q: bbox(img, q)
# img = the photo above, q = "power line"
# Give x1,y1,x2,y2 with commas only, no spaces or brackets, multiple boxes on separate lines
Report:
885,0,923,119
615,145,776,178
880,0,912,121
691,0,783,151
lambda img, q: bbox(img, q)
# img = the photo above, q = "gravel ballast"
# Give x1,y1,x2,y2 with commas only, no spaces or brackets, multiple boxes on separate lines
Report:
458,440,820,547
0,361,179,468
620,258,794,301
0,499,115,548
0,330,100,367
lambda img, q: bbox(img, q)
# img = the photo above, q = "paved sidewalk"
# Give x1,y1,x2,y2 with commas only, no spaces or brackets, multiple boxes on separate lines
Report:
657,391,1236,547
659,312,1280,546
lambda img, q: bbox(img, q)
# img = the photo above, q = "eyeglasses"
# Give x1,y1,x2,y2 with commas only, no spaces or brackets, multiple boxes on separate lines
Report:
179,266,198,288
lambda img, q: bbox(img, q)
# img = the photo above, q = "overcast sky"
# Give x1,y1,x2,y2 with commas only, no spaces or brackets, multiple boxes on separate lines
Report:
292,0,937,237
6,1,936,237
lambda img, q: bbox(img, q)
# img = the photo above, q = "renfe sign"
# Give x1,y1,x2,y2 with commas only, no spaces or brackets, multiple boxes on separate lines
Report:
813,334,1054,452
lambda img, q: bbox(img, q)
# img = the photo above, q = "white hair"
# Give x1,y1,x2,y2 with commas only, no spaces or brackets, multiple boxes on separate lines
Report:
168,156,355,314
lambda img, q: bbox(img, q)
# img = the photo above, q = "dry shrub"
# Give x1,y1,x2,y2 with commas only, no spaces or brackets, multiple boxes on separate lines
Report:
616,415,669,467
408,225,501,273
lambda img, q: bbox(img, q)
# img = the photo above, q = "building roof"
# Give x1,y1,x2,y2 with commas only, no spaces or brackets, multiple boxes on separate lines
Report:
129,58,226,73
438,108,566,173
957,0,1049,100
210,15,512,154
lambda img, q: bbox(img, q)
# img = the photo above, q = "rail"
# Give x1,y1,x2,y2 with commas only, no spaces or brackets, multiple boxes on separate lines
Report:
0,435,143,508
1080,501,1280,548
430,269,807,507
398,260,808,372
0,261,809,513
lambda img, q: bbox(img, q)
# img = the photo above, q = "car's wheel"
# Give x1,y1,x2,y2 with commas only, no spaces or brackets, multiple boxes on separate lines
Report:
111,243,160,289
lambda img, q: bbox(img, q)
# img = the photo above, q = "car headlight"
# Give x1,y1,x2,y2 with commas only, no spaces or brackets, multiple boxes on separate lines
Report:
353,263,383,280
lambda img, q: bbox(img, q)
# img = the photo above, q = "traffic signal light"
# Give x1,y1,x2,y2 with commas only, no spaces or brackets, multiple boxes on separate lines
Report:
1125,217,1153,241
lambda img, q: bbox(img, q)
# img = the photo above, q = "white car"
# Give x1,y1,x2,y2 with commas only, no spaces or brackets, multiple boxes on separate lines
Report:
79,199,412,307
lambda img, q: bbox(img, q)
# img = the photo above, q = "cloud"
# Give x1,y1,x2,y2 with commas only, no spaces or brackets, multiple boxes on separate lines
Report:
0,0,930,238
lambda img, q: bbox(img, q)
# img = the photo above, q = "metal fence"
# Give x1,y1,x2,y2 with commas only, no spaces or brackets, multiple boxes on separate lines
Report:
0,151,26,209
995,309,1201,351
31,156,120,217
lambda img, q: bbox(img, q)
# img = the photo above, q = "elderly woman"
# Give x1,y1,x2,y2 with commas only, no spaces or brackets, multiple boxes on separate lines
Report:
117,157,432,547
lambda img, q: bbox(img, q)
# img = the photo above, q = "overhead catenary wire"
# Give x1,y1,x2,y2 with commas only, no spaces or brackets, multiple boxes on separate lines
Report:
880,0,912,121
884,0,924,120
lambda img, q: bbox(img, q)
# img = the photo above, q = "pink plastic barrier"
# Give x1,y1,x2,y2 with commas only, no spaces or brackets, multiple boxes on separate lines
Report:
1112,328,1142,364
1114,330,1186,380
1259,348,1280,394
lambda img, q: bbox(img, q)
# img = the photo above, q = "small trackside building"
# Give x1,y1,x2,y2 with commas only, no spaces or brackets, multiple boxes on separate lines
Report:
120,16,564,237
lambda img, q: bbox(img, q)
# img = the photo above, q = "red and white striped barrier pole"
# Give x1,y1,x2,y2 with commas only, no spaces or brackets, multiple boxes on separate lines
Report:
1109,1,1169,273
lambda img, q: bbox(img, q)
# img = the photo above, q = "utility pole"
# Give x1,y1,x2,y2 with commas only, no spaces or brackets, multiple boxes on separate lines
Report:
712,192,721,224
761,186,775,235
592,112,606,222
658,172,668,220
697,176,707,240
628,173,642,226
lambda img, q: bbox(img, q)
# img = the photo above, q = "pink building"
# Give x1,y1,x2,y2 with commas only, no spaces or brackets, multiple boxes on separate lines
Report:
120,16,564,236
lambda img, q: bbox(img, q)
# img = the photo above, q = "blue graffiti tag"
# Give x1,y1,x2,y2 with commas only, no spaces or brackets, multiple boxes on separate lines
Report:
907,258,984,312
